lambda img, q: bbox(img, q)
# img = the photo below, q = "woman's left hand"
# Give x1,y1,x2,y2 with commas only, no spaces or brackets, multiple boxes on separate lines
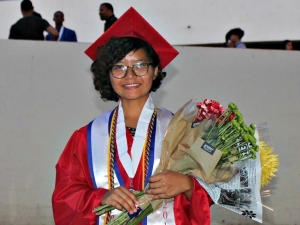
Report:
145,170,193,200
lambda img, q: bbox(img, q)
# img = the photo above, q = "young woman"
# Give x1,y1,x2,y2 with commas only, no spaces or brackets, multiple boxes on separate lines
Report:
52,8,212,225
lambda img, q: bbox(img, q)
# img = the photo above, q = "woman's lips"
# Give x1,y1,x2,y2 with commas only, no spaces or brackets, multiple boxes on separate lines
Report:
123,83,140,88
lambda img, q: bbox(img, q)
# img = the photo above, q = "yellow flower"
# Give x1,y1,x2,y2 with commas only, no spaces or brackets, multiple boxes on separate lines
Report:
260,141,279,188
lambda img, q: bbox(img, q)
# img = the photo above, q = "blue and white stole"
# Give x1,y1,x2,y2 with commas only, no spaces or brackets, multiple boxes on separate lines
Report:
87,96,176,225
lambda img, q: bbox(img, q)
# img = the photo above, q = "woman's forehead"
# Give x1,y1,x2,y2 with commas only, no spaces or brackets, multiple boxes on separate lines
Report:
119,49,149,62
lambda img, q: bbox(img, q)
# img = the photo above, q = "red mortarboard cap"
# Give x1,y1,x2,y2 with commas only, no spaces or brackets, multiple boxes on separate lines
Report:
84,7,179,69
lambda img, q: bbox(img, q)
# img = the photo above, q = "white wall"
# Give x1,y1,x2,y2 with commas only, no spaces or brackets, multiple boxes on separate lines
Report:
0,39,300,224
1,0,299,44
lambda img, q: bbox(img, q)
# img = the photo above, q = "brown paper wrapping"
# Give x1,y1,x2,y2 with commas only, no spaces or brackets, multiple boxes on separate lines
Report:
143,99,239,213
153,99,238,184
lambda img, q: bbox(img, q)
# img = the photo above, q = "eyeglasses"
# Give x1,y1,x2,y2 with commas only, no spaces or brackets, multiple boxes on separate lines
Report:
110,62,154,79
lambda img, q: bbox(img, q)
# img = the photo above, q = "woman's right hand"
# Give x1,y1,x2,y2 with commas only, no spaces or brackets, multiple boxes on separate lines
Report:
101,186,139,214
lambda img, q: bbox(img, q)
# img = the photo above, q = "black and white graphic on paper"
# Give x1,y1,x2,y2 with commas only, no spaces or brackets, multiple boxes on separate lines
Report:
239,167,249,187
201,141,216,155
237,142,252,156
242,210,257,219
217,188,254,210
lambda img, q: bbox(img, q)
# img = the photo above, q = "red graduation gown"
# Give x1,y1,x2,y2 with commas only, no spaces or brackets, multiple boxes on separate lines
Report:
52,126,213,225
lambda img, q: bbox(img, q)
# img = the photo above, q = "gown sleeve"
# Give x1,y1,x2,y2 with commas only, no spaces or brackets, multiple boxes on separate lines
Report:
173,176,214,225
52,126,108,225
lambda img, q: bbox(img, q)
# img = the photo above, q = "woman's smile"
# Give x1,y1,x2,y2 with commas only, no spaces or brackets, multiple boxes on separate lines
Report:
123,83,140,88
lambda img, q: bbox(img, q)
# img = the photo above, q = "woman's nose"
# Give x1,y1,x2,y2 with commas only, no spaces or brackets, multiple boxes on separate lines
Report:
124,67,136,79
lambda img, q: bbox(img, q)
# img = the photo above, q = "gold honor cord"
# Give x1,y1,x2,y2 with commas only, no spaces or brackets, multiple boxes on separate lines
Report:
104,107,157,224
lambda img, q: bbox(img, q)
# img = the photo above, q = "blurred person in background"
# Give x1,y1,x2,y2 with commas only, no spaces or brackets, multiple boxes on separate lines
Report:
46,11,77,42
32,10,42,18
227,28,246,49
9,0,58,41
32,7,43,38
282,40,293,50
223,30,235,48
99,3,118,31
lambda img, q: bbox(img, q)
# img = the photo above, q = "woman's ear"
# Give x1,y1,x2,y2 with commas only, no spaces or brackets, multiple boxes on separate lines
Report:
153,66,158,80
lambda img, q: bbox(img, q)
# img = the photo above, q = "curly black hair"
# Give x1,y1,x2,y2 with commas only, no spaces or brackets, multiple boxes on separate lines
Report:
91,36,166,102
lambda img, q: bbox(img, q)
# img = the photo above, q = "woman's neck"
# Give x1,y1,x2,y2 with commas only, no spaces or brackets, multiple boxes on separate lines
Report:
121,96,149,128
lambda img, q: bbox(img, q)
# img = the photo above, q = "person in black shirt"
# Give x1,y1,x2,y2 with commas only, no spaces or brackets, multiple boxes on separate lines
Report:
9,0,58,41
99,3,118,31
32,11,42,18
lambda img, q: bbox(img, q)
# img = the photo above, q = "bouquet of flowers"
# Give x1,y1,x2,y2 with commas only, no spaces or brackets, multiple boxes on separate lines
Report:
94,98,278,224
153,99,258,184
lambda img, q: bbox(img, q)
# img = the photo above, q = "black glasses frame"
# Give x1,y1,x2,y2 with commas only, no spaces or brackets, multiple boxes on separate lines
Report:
110,62,154,79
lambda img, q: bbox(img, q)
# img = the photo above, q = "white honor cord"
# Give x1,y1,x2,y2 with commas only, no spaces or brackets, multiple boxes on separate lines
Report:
116,97,155,178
